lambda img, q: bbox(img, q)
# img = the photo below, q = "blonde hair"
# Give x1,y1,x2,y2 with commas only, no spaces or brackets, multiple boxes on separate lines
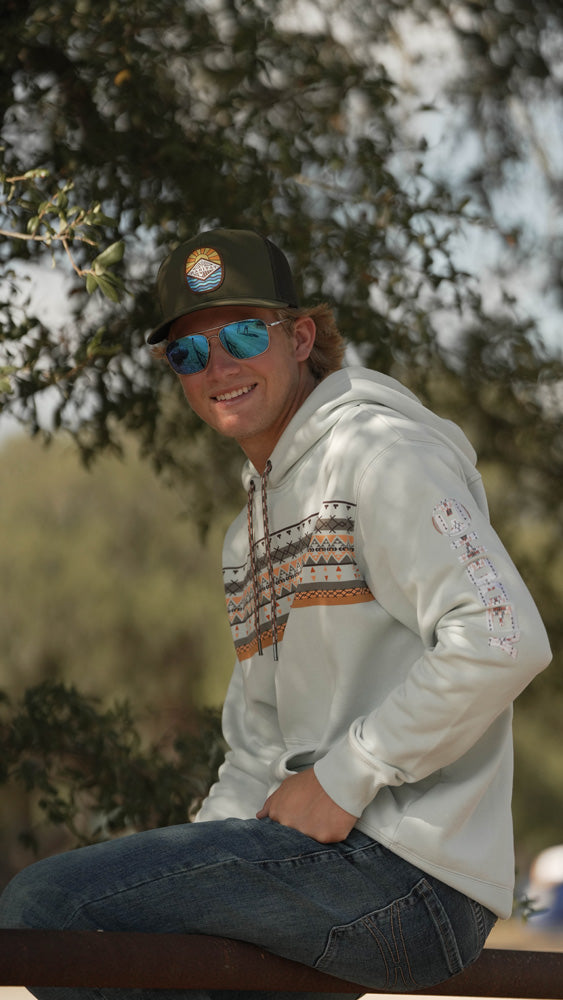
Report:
151,303,346,381
151,340,167,361
279,303,345,381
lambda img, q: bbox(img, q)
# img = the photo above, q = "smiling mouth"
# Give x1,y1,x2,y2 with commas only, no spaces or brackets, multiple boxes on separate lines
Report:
214,385,256,402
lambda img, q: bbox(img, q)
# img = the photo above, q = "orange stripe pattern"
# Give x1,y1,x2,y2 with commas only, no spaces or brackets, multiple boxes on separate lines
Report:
224,501,374,660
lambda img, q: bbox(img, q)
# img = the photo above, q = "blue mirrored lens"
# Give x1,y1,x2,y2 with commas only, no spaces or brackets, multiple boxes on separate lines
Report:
220,319,269,359
166,335,209,374
166,320,270,374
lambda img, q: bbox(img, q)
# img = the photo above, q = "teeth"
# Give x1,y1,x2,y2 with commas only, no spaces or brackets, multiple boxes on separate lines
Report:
215,386,253,401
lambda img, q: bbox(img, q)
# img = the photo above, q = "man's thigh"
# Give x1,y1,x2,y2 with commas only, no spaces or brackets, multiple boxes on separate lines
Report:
0,817,493,992
0,818,378,941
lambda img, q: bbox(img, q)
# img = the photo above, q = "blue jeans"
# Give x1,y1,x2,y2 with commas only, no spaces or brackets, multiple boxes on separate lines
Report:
0,818,495,997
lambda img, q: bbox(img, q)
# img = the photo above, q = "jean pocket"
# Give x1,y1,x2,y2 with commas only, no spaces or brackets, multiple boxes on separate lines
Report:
314,877,464,992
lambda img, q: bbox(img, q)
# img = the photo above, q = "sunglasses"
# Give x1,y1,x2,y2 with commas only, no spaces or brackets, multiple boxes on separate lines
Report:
165,318,287,375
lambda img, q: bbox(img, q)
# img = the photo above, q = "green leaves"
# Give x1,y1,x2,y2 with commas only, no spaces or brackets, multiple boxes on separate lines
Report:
0,364,17,395
0,680,225,851
86,241,125,300
0,1,560,599
0,159,125,300
92,240,124,269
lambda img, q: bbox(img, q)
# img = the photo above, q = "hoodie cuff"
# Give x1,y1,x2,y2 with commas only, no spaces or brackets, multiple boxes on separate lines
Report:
314,733,386,818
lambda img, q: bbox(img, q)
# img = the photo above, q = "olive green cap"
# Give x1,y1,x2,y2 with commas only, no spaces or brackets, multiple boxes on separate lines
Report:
147,228,299,344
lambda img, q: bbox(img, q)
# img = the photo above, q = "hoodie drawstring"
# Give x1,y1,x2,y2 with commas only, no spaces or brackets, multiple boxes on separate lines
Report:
247,479,263,657
247,460,279,660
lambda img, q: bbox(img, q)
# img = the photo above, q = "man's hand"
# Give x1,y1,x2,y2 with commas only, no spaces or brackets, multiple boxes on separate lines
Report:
256,768,357,843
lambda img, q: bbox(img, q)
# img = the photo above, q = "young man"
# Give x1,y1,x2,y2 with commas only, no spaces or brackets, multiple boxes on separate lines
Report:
0,228,552,995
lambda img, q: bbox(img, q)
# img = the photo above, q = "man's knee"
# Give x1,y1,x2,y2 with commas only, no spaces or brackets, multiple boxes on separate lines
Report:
0,857,76,929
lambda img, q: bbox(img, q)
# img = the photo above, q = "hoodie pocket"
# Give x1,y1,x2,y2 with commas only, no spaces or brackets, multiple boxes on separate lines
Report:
273,747,318,781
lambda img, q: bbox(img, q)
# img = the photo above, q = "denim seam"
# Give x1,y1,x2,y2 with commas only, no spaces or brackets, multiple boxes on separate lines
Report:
362,918,391,989
61,843,373,928
418,877,463,975
65,839,386,927
60,858,249,928
468,895,495,951
391,898,416,987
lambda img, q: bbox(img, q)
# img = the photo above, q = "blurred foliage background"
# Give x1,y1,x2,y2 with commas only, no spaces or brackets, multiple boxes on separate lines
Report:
1,0,562,896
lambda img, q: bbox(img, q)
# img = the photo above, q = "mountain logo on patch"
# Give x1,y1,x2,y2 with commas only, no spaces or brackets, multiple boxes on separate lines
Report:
185,247,224,294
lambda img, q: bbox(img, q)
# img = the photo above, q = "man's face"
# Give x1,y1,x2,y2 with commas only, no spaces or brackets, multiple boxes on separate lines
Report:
168,305,316,472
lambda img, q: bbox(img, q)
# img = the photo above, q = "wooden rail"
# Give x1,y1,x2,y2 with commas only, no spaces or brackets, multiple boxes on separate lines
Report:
0,930,562,997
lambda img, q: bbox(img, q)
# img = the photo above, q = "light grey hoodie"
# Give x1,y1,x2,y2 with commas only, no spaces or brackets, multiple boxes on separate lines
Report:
196,367,551,917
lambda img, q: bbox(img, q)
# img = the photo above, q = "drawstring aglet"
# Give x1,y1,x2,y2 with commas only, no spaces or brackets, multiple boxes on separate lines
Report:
272,636,279,661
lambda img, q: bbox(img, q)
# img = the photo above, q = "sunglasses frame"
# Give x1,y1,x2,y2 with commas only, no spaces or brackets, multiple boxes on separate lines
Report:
166,318,288,375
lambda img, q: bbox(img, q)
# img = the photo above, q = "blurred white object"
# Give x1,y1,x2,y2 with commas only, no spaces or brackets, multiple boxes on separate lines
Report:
527,845,563,927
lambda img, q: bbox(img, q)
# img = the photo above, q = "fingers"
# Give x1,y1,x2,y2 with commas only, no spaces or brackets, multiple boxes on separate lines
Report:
256,796,271,819
255,773,357,843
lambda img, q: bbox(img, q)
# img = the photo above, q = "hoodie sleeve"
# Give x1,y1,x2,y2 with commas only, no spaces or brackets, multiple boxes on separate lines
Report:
313,435,552,818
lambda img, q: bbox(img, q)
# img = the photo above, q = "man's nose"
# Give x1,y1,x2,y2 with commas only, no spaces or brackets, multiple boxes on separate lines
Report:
206,334,241,374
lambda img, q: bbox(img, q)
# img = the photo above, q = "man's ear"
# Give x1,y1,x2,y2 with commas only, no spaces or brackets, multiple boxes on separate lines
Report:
292,316,316,362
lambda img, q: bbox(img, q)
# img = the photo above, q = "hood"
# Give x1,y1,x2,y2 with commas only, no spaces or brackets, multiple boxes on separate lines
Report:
241,366,478,491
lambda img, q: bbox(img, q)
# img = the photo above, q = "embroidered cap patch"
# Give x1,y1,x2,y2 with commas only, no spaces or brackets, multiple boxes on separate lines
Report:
185,247,224,295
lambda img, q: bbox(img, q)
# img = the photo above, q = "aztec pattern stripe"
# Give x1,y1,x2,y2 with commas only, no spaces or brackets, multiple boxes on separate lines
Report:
223,501,374,660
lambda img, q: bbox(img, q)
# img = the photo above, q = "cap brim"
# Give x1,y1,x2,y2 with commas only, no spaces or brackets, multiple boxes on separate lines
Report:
146,297,294,344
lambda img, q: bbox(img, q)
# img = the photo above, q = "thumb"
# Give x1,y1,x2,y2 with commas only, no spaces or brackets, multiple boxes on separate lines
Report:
256,796,271,820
